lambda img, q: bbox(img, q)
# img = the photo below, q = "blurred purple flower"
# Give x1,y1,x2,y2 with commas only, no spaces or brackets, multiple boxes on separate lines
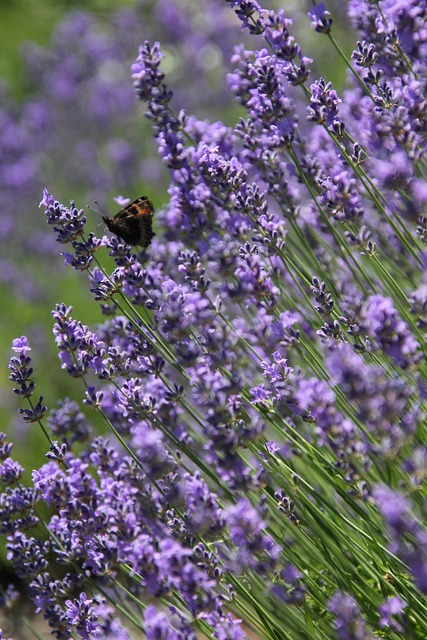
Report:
378,595,407,631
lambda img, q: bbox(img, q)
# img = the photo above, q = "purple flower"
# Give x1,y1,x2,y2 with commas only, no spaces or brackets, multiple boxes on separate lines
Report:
308,3,333,34
378,595,407,632
6,532,49,579
261,351,292,384
0,583,19,609
363,295,420,368
52,303,107,378
0,434,13,462
250,383,271,405
0,458,24,485
40,189,87,244
143,605,180,640
326,344,419,455
32,462,67,507
11,336,31,355
47,398,89,444
45,441,68,463
373,485,427,593
132,41,165,102
308,77,341,127
328,591,374,639
373,485,414,536
143,604,196,640
224,499,280,573
317,172,363,222
210,613,247,640
225,1,265,34
8,337,35,399
374,150,413,189
65,592,99,639
19,395,47,423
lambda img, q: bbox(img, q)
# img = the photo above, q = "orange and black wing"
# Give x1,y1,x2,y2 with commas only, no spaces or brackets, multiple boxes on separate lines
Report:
102,196,155,248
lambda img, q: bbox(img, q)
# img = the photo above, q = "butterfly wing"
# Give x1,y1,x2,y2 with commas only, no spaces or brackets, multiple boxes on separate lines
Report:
114,196,154,221
103,196,155,247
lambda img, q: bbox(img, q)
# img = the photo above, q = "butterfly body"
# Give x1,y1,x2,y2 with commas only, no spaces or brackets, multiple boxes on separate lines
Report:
102,196,155,248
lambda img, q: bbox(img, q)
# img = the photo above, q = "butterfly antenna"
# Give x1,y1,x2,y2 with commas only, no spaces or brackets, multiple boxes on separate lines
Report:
86,201,110,232
87,200,109,217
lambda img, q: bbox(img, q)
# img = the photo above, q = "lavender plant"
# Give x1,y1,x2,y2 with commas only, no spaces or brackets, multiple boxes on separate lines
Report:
4,0,427,638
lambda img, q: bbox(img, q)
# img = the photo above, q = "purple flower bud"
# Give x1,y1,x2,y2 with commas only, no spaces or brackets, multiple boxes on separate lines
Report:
132,41,165,101
308,3,333,34
9,337,35,399
19,395,47,423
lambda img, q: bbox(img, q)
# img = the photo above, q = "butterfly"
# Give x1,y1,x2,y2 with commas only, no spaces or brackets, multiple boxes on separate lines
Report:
102,196,155,248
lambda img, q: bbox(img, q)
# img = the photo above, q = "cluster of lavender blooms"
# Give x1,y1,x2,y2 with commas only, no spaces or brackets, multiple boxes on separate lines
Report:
4,0,427,638
0,0,243,302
